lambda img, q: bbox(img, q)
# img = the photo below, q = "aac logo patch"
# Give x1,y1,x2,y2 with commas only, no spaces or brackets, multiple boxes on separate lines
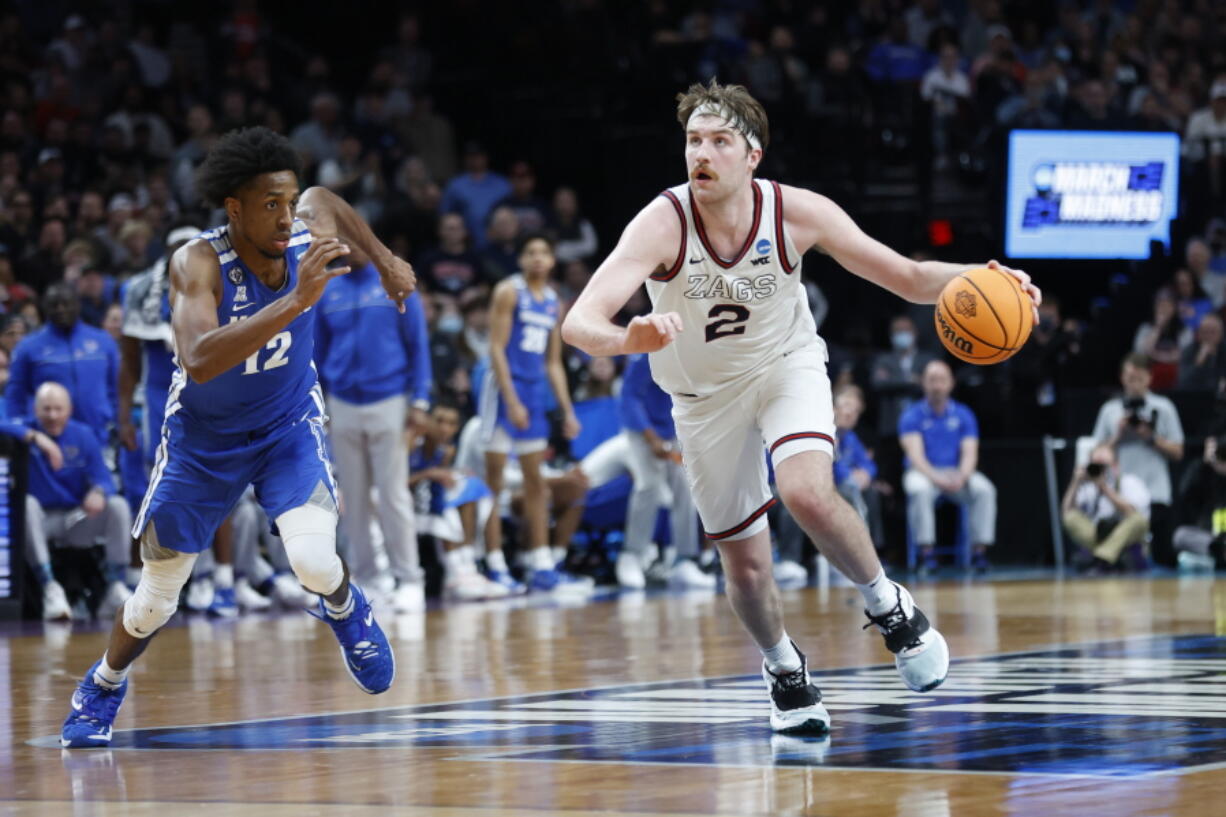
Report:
32,635,1226,779
228,268,245,285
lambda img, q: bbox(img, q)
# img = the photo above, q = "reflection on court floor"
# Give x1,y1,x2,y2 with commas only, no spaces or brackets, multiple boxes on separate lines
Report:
35,634,1226,779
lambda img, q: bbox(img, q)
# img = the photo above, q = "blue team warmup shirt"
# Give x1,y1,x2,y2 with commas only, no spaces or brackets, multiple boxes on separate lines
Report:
618,353,675,440
833,428,877,485
314,262,432,406
897,398,979,469
6,321,119,445
6,417,116,509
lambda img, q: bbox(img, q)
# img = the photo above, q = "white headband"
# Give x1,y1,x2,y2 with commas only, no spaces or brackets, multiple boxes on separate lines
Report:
686,102,762,150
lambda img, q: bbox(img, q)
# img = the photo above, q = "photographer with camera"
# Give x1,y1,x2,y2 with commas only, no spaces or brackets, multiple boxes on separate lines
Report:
1090,353,1185,565
1172,434,1226,570
1062,443,1151,572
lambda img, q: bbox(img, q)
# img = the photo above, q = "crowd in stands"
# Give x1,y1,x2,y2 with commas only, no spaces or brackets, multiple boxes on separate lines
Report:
3,1,1226,618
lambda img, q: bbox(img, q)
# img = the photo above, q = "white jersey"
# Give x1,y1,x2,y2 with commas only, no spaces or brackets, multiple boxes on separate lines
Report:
645,178,819,397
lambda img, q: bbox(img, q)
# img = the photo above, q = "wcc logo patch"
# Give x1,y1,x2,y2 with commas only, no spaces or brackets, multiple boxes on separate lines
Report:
954,289,977,318
31,635,1226,778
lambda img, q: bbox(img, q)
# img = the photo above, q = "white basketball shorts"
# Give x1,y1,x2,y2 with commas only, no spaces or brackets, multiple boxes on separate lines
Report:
671,343,834,542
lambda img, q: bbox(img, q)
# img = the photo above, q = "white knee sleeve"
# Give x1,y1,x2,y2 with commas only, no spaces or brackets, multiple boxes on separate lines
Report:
123,549,196,638
277,504,343,595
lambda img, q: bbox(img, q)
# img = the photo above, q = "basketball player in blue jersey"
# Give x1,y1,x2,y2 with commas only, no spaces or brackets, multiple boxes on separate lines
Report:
480,234,589,594
61,127,416,748
563,80,1042,735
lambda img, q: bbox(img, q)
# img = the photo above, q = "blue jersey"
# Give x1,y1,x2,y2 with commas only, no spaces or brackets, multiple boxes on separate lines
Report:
170,220,320,435
504,273,558,384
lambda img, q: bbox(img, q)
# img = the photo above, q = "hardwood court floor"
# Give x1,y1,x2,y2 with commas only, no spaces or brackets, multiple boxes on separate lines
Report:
3,575,1225,817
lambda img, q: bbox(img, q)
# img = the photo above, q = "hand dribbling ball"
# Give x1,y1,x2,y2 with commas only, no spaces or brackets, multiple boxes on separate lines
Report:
934,267,1034,364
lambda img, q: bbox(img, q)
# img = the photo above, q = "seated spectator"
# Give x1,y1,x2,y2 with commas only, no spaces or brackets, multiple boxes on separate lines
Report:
409,401,507,601
870,315,934,439
10,382,131,620
317,133,384,224
480,205,521,282
1179,313,1226,391
496,160,550,234
920,43,971,164
899,361,997,573
0,314,28,357
550,187,598,265
1173,434,1226,570
1186,236,1225,308
1183,75,1226,163
865,17,930,84
832,385,883,550
1092,353,1185,564
1062,443,1150,573
416,213,485,296
77,267,120,327
6,283,118,445
1133,287,1191,390
1173,267,1213,331
440,141,511,250
0,242,36,310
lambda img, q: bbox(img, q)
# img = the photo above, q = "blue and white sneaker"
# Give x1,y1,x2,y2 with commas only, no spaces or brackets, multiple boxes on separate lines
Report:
529,567,595,596
863,582,949,692
208,587,239,618
485,569,526,595
61,660,127,748
314,584,395,694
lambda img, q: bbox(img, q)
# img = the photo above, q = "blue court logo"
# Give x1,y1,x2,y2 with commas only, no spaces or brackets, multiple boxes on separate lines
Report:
755,238,772,255
34,635,1226,778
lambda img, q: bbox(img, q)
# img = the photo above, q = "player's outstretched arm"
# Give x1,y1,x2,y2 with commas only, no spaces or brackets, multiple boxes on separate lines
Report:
296,186,415,312
561,197,684,356
171,238,350,383
781,185,1041,316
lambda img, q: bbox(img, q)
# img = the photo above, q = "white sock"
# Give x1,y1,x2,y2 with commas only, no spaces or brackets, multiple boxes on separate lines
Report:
486,549,508,574
551,546,566,565
530,546,554,571
213,564,234,590
445,548,472,574
856,569,898,616
93,653,129,690
762,633,803,674
323,586,354,619
125,566,142,587
459,545,477,569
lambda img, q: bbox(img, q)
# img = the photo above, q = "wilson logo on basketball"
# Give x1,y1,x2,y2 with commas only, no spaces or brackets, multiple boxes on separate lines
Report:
954,290,977,318
935,306,974,354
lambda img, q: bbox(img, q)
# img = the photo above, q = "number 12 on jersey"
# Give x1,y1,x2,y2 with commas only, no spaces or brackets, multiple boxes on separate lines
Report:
229,316,292,374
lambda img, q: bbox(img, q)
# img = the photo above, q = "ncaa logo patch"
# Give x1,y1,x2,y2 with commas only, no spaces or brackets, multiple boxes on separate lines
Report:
228,268,244,285
955,289,977,318
31,634,1226,779
755,238,772,255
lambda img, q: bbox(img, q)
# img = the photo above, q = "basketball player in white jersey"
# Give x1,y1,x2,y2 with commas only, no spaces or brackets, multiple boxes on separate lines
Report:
562,80,1041,735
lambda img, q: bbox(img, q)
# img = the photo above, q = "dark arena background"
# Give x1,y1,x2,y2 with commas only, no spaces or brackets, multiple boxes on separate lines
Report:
3,1,1226,815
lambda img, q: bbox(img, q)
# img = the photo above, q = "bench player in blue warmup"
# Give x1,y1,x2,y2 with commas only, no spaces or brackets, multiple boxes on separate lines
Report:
61,127,416,748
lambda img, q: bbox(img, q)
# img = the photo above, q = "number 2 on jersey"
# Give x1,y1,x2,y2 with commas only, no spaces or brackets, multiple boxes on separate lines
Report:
705,305,750,342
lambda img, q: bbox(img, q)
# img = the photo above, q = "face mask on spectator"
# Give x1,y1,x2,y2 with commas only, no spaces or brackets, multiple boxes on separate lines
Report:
437,314,463,335
891,331,914,350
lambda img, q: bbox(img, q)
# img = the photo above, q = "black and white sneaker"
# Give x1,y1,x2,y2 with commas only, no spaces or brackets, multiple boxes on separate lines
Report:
761,643,831,735
863,582,949,692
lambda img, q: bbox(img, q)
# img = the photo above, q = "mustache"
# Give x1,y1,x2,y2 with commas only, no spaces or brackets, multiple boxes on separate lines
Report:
690,165,720,181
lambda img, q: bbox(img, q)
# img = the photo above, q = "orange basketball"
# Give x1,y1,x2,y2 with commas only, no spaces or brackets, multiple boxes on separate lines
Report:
934,267,1034,365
